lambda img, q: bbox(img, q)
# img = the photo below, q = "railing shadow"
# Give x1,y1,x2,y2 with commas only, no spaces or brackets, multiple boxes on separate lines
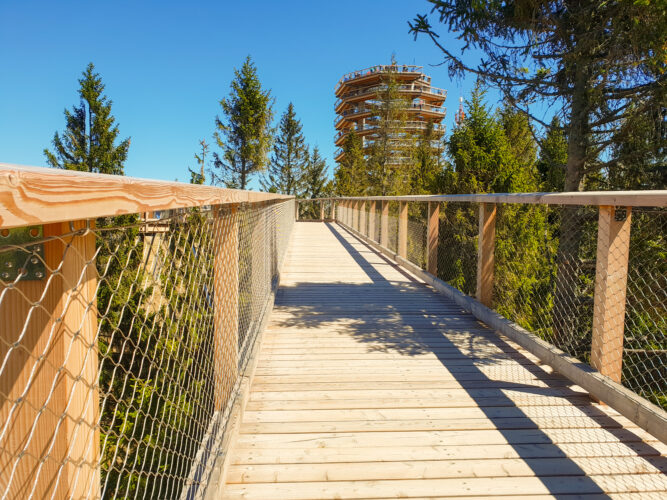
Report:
267,222,667,496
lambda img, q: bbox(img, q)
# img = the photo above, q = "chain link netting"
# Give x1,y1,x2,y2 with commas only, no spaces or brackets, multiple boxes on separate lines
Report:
0,199,294,499
622,207,666,408
437,202,479,296
337,199,666,410
406,203,427,269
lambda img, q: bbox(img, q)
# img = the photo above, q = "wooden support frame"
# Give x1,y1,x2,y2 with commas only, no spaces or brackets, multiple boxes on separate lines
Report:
398,201,408,258
591,206,632,383
476,203,496,307
427,201,439,276
295,201,300,221
0,220,99,498
380,201,389,248
319,201,324,221
214,204,239,411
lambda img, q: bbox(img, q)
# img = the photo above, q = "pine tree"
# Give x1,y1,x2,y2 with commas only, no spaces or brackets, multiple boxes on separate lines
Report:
260,103,308,195
334,130,367,196
44,63,130,174
212,56,273,189
302,146,329,199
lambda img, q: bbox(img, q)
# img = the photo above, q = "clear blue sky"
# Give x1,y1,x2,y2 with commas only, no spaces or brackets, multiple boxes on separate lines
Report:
0,0,497,190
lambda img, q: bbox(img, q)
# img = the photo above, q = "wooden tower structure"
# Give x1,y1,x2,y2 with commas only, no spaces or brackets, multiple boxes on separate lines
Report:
334,64,446,164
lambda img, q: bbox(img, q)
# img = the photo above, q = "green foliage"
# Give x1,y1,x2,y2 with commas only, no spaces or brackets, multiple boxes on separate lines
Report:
260,103,308,195
212,56,273,189
411,0,667,191
188,139,208,185
302,147,329,199
334,130,367,196
537,117,568,191
411,122,444,194
445,83,537,194
44,63,130,174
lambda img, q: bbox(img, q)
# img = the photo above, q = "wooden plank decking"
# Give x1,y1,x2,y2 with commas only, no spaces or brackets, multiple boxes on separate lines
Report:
221,222,667,499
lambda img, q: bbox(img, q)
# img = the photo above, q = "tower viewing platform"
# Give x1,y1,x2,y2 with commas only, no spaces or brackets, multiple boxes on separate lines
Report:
0,164,666,499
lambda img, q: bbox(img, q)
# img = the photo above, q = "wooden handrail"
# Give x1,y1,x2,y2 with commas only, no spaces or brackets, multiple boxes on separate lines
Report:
299,191,667,207
0,164,293,229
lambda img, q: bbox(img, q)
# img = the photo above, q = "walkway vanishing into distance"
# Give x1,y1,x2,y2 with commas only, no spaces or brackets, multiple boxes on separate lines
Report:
220,222,667,499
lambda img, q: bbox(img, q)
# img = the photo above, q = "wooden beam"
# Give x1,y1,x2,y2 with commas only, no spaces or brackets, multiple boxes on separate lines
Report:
591,206,632,383
368,201,376,241
359,201,366,236
0,220,99,498
0,164,292,229
320,201,325,221
427,202,439,276
295,201,300,221
380,201,389,248
214,204,239,411
398,201,408,258
476,203,496,307
326,191,667,207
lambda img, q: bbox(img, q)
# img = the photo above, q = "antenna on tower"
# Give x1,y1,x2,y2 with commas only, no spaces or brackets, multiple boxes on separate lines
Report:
454,96,465,126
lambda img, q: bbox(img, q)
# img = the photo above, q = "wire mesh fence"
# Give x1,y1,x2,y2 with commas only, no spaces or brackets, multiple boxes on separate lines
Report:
406,204,427,269
335,197,666,410
437,202,478,296
0,199,294,499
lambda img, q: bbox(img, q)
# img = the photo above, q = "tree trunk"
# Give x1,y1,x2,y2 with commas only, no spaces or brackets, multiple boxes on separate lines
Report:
552,65,592,355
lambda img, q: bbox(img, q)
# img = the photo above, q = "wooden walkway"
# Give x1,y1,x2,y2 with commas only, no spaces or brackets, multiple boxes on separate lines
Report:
221,222,667,499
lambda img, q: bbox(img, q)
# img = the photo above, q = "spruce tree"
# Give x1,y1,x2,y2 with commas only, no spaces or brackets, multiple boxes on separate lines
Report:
212,56,273,189
189,139,208,185
411,1,666,191
537,117,568,191
302,146,329,199
44,63,130,174
334,130,367,196
260,103,308,195
411,122,443,194
446,83,527,194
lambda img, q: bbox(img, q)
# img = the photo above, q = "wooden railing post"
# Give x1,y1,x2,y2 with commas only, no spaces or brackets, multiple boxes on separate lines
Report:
476,203,496,307
331,200,336,221
591,206,632,383
398,201,408,258
0,220,99,498
351,201,357,231
359,201,366,236
319,200,324,221
295,200,299,221
381,201,389,248
427,201,440,275
368,201,376,241
214,204,239,411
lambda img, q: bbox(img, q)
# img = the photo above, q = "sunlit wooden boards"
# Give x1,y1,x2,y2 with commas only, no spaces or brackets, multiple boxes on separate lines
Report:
221,222,667,499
